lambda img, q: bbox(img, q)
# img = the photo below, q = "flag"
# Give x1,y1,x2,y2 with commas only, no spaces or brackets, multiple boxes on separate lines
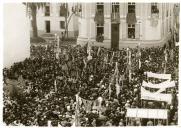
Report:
115,82,120,97
110,52,115,65
109,83,112,99
54,80,57,92
170,49,174,61
87,51,92,61
75,94,80,126
97,47,101,56
128,50,132,80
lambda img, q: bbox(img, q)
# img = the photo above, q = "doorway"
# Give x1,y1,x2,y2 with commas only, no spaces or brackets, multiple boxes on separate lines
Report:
111,24,119,50
45,21,50,33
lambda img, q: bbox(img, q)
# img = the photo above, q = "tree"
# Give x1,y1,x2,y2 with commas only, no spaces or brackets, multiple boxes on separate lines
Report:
61,3,82,39
23,2,46,38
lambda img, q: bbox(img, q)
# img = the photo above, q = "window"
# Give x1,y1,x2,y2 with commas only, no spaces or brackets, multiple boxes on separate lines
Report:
60,21,65,29
45,6,50,16
96,23,104,42
128,2,135,13
151,3,159,14
45,21,50,33
128,24,135,39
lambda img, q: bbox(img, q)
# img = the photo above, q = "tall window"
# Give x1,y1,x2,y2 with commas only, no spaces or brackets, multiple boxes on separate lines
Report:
60,21,65,29
127,2,136,39
96,23,104,42
128,24,135,39
151,3,159,14
128,2,135,13
45,6,50,16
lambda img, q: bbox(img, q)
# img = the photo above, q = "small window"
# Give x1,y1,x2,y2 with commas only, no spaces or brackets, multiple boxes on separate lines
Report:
60,21,65,29
45,6,50,16
128,24,135,39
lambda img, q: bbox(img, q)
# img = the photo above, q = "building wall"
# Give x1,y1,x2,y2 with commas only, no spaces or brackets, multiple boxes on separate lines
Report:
4,3,30,68
31,3,78,37
77,3,175,48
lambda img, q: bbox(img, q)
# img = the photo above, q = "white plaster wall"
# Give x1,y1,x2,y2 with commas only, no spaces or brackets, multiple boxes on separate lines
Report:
35,3,76,35
3,3,30,68
144,19,161,40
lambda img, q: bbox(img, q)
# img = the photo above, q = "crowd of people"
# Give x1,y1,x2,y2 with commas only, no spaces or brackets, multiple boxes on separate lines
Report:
3,40,178,126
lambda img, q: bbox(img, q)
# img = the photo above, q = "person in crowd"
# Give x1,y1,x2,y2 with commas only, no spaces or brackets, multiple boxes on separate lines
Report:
3,40,178,126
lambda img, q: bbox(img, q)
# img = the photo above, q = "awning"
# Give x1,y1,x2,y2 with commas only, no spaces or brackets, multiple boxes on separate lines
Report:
126,13,137,24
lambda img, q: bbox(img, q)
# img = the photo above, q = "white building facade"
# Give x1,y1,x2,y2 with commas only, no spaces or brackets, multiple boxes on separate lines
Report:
31,3,79,38
4,3,30,68
77,3,178,49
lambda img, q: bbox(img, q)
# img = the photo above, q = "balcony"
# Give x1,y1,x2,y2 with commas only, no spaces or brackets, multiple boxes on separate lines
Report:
94,12,104,24
111,13,120,24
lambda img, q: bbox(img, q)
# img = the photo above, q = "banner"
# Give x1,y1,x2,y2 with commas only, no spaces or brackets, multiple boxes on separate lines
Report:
142,80,175,89
126,108,168,119
141,87,172,104
144,72,171,80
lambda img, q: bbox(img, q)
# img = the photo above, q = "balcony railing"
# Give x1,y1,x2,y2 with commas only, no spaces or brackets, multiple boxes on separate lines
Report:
111,13,120,23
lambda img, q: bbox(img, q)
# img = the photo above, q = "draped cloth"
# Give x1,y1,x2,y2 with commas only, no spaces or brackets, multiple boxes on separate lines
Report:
126,13,137,24
144,72,171,80
94,12,104,24
141,87,172,104
142,80,175,89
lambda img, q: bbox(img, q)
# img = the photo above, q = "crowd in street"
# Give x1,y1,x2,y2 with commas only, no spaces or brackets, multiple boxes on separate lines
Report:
3,41,178,126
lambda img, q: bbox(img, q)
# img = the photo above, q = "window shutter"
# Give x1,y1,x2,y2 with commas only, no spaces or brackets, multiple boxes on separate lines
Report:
91,21,96,39
56,4,60,16
122,22,127,39
136,3,140,17
147,3,151,18
104,3,110,16
120,3,124,16
104,22,109,39
41,7,45,16
91,3,95,17
135,23,140,39
124,3,128,17
81,4,85,17
50,4,53,16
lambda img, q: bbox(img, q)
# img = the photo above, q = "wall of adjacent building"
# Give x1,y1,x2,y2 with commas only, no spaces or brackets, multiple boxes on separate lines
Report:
4,3,30,68
31,3,78,37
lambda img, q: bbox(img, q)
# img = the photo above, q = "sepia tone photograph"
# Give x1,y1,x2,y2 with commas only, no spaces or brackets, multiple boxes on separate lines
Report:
2,1,180,127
